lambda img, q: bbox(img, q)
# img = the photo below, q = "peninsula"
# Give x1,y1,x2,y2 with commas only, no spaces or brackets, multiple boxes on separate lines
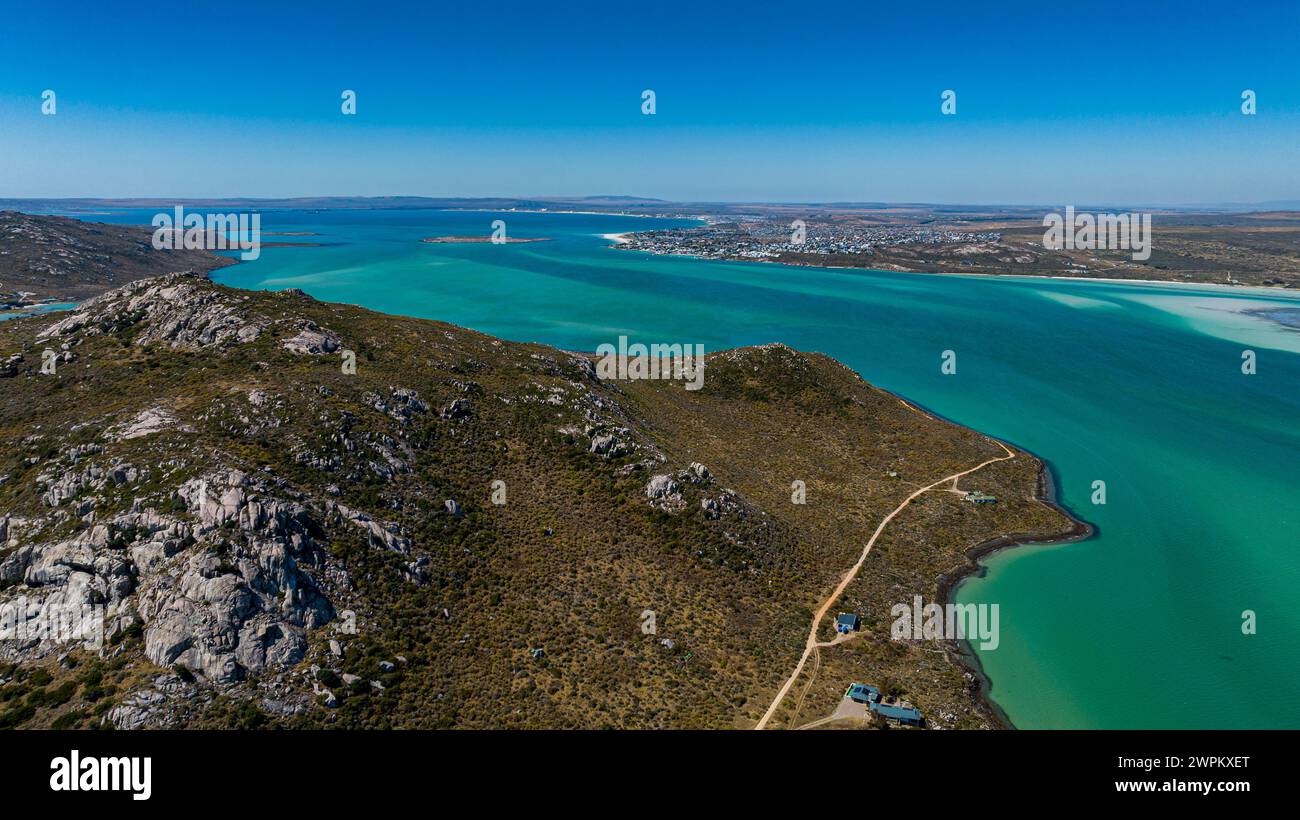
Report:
0,220,1081,728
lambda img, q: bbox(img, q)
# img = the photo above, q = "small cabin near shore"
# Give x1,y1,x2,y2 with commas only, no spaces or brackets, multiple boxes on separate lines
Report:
846,683,880,704
964,490,998,505
835,612,860,633
872,701,924,727
844,681,925,727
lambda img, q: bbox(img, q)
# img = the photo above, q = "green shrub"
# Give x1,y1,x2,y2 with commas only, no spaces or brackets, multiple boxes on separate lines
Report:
51,710,85,729
27,669,53,687
316,669,341,688
0,704,35,729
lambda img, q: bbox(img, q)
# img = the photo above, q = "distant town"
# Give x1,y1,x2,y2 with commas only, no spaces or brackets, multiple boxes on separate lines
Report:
608,207,1300,289
618,220,1002,261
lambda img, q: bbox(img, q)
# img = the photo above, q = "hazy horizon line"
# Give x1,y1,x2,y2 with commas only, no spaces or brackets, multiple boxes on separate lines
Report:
3,195,1299,212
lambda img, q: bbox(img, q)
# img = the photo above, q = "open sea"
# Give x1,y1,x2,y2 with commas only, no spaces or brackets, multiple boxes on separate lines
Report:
68,207,1300,728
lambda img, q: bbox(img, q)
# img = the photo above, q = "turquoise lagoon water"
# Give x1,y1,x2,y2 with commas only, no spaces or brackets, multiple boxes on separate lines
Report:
0,302,77,322
80,208,1300,728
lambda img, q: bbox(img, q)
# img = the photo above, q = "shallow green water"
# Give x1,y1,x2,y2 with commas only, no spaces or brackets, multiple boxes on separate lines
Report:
0,302,77,322
86,208,1300,728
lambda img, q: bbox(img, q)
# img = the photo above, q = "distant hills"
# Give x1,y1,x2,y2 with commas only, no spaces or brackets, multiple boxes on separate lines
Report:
0,196,680,215
5,196,1298,218
0,210,235,303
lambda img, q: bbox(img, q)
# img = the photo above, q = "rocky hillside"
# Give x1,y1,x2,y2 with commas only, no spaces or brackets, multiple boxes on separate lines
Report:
0,210,235,304
0,274,1076,729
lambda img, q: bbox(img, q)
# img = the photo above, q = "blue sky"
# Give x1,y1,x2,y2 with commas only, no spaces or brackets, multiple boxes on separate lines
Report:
0,0,1296,204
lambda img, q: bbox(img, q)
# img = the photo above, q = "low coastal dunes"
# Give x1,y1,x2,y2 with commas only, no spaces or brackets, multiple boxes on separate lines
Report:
262,232,326,247
420,236,550,244
150,228,325,249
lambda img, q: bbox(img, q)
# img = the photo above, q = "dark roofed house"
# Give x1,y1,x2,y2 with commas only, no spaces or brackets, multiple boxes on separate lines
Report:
871,701,924,727
835,612,860,633
846,683,880,704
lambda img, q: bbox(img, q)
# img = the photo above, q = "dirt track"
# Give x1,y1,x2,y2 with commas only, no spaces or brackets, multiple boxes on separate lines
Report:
753,438,1016,730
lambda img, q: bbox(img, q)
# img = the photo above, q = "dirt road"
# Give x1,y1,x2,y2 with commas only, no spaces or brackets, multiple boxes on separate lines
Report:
753,439,1015,730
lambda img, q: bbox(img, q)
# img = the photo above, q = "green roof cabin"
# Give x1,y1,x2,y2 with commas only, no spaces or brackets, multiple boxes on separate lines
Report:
846,683,880,704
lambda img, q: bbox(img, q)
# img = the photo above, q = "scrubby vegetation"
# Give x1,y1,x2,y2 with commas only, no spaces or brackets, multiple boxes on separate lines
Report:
0,275,1078,729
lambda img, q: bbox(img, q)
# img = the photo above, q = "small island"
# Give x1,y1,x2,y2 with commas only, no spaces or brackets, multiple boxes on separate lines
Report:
420,235,550,244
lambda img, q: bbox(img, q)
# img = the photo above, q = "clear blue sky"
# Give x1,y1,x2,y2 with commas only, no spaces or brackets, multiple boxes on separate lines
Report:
0,0,1296,204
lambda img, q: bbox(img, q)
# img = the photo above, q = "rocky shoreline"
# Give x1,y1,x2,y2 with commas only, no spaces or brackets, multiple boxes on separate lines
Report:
936,452,1095,730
